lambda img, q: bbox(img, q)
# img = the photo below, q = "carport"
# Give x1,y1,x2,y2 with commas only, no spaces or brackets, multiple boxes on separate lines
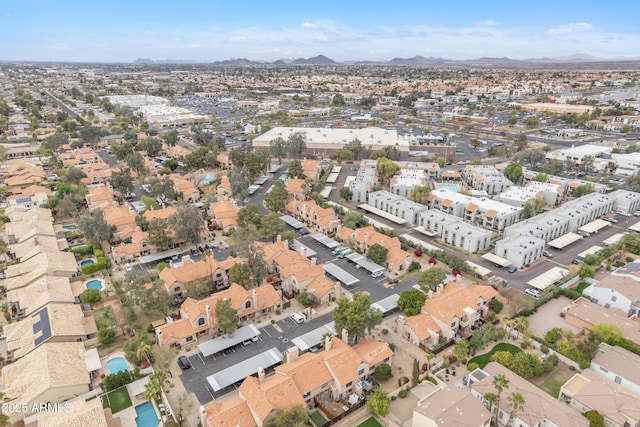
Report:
577,245,603,258
357,204,408,225
481,253,511,267
198,324,261,357
291,322,337,352
400,233,441,251
138,248,188,265
547,232,582,249
578,219,610,234
603,233,625,246
206,348,282,392
309,233,341,249
291,240,317,258
280,215,304,230
412,226,438,237
629,221,640,233
527,266,569,290
371,294,400,317
254,176,269,185
322,263,359,286
345,253,384,276
466,261,492,278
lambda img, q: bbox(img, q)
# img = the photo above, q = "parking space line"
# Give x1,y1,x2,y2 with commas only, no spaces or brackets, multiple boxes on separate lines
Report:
262,327,272,338
197,353,205,366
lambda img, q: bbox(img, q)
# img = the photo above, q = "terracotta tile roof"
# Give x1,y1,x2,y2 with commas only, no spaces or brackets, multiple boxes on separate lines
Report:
305,276,335,299
254,285,282,311
157,318,208,343
568,182,580,188
217,176,231,192
421,281,498,324
276,352,333,394
254,241,288,262
403,313,442,340
102,206,136,228
143,206,177,221
279,260,325,283
427,194,436,202
386,246,412,267
441,171,461,178
466,203,479,212
210,200,239,228
322,338,361,386
485,209,498,219
441,199,452,208
239,374,306,422
352,338,393,367
285,178,307,194
203,397,257,427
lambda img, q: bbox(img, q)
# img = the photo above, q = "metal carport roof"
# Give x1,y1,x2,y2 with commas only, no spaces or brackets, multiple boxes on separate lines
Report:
578,219,610,234
322,263,359,286
548,232,582,249
371,294,400,316
138,248,189,264
345,253,384,274
309,233,341,249
481,253,512,267
291,240,317,258
357,204,408,225
198,324,261,357
466,261,492,277
603,233,625,246
280,215,304,229
577,245,603,258
629,221,640,233
291,322,337,352
527,266,569,290
206,347,282,392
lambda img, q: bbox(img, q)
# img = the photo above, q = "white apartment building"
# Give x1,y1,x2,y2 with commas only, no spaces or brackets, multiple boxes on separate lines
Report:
585,275,640,316
526,181,564,205
553,193,615,231
367,190,428,226
496,185,561,208
495,234,545,269
590,344,640,397
611,152,640,176
428,189,522,230
503,212,570,243
609,189,640,213
417,209,460,236
348,160,376,202
442,221,492,253
462,165,514,193
390,169,428,198
545,144,613,171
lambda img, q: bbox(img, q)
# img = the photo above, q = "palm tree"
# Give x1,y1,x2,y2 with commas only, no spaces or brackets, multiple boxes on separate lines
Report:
136,343,152,368
492,374,510,422
483,392,497,411
203,248,214,290
505,392,525,426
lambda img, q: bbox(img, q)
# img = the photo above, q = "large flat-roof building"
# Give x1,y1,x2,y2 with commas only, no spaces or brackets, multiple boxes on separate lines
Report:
348,160,376,202
462,165,514,194
367,190,428,226
590,343,640,396
495,234,545,269
503,211,570,243
609,189,640,213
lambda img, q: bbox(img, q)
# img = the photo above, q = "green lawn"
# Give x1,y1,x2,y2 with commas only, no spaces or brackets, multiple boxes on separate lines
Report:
467,343,522,369
310,411,328,427
540,369,570,398
357,417,383,427
101,387,132,414
574,282,591,294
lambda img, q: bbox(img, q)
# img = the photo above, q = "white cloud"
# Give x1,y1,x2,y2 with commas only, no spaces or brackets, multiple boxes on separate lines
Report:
300,22,317,28
548,22,592,34
210,26,222,31
477,20,499,26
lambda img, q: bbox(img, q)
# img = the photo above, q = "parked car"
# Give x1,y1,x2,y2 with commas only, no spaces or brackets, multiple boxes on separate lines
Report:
577,231,590,237
242,340,252,347
507,266,517,273
572,259,584,265
290,312,305,324
542,250,553,258
124,263,132,273
177,356,191,370
618,211,632,217
634,211,640,217
524,288,541,298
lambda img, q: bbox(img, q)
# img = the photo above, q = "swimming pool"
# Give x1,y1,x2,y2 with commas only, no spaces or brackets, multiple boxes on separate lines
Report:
84,279,104,291
105,357,130,374
437,184,459,193
80,259,95,267
200,174,212,185
135,402,160,427
62,225,76,231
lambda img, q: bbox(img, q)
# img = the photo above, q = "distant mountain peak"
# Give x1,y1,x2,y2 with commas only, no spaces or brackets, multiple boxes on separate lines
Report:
291,55,336,65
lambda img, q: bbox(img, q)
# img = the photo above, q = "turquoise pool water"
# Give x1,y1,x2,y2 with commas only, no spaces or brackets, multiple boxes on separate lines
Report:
135,402,160,427
105,357,130,374
438,184,459,193
200,174,212,184
62,225,76,231
80,259,95,266
84,279,104,291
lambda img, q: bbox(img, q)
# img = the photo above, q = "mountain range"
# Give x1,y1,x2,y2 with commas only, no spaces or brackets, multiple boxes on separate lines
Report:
132,54,640,66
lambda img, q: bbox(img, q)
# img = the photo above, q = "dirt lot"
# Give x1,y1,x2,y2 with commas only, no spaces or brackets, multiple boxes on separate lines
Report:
527,296,582,338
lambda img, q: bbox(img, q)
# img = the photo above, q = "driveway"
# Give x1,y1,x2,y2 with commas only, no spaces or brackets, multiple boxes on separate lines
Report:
527,296,582,338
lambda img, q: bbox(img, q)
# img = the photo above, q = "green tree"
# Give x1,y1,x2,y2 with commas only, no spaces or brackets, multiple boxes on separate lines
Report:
343,211,369,229
332,149,353,163
492,374,510,419
524,117,539,128
148,175,178,201
168,204,204,245
260,213,286,241
80,125,102,147
110,168,135,196
339,186,353,201
417,267,447,292
248,247,268,287
139,137,163,157
98,327,115,344
265,179,290,213
185,278,211,299
397,290,426,316
412,358,420,387
366,243,388,264
366,386,390,418
238,204,263,228
532,172,548,182
332,93,346,106
583,410,606,427
230,263,252,289
333,293,383,343
573,184,594,198
123,331,153,366
269,136,287,165
410,185,432,205
453,340,471,361
286,131,307,158
376,157,400,187
215,298,238,334
287,159,305,179
80,288,102,304
244,150,271,181
147,218,172,249
505,392,525,426
504,162,523,184
63,167,87,185
580,264,596,278
161,129,179,146
229,169,250,202
263,405,309,427
77,209,112,245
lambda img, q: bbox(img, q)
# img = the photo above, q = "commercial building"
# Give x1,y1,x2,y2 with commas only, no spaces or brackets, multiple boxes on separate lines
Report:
545,144,613,171
609,189,640,213
494,234,545,269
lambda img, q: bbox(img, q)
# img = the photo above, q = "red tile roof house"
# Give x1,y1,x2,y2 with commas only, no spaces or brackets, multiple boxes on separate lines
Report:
155,283,282,348
336,225,413,274
285,199,341,234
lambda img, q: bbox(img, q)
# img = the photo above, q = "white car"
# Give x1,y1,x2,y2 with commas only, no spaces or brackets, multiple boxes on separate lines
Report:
124,263,132,273
618,211,631,217
524,288,541,298
290,313,305,324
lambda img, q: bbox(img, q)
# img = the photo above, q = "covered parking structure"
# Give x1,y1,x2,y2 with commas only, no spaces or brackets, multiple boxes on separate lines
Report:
322,263,359,286
357,204,408,225
603,233,626,246
198,324,261,357
577,245,603,258
371,294,400,317
139,248,189,265
628,222,640,233
280,215,304,230
345,253,384,276
206,348,282,393
400,233,441,252
481,253,512,267
291,322,337,352
466,261,492,278
309,233,341,249
578,219,611,234
547,232,583,250
254,176,269,185
527,266,569,291
291,240,317,258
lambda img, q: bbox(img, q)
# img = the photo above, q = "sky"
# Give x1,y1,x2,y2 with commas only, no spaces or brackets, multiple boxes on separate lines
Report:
1,0,640,62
